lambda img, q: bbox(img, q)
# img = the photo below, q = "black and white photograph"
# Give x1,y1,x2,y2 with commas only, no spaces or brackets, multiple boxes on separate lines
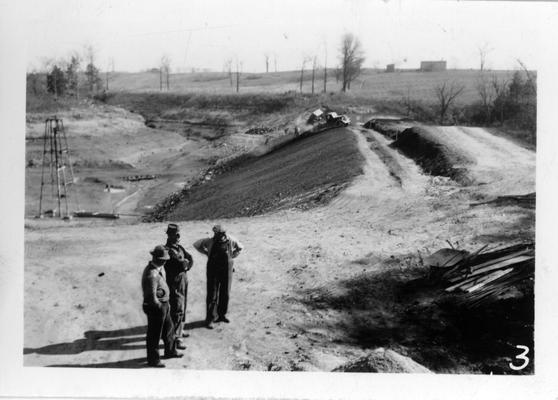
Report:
1,0,558,399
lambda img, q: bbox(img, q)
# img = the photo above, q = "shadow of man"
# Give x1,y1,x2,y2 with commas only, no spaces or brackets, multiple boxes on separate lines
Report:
47,357,148,369
183,320,208,330
24,325,147,356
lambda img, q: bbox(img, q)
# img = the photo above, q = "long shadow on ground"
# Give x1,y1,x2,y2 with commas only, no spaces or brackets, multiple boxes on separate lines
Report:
24,326,146,355
298,257,534,374
48,357,147,369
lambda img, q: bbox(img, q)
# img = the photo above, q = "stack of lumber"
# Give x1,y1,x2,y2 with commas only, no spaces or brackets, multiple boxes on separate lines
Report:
425,243,534,307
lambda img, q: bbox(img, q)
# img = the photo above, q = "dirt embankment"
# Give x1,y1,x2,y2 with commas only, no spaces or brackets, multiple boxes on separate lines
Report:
391,127,474,184
365,120,536,197
155,127,364,221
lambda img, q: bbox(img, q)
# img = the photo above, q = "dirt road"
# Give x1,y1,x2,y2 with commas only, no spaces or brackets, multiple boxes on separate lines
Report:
24,124,535,372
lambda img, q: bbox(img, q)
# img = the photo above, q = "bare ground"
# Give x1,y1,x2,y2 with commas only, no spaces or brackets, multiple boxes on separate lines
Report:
23,118,535,372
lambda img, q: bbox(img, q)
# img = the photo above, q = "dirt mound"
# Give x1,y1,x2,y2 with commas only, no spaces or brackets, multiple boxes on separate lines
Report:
363,118,414,140
391,127,472,183
158,127,363,221
333,348,432,373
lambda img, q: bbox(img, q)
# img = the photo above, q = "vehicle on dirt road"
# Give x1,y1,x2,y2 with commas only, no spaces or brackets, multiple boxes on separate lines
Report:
326,112,351,127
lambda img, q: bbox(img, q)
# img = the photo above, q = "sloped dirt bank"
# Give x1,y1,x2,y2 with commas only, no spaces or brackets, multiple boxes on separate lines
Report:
390,127,474,184
151,127,363,221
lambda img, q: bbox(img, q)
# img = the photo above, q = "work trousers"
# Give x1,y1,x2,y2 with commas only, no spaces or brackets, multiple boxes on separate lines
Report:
143,301,176,365
206,262,233,323
169,272,188,339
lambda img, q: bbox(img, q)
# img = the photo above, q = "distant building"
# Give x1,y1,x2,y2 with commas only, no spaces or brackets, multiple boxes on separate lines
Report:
420,60,447,72
386,64,395,73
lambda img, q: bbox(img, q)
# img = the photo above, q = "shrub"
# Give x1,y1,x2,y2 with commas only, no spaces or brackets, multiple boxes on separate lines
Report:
46,65,67,96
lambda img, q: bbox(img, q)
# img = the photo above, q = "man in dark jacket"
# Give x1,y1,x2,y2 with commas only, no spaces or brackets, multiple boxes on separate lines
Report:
163,223,193,349
141,245,183,367
193,225,243,329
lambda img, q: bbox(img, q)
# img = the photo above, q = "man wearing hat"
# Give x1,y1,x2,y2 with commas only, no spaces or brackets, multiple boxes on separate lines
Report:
141,245,183,367
193,225,244,329
163,223,193,349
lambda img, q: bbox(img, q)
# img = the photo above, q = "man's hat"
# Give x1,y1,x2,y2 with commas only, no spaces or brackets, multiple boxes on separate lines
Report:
166,223,180,234
212,224,226,234
150,245,170,261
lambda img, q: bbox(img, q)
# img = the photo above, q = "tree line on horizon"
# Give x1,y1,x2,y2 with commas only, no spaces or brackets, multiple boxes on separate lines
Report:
27,33,366,97
26,34,535,138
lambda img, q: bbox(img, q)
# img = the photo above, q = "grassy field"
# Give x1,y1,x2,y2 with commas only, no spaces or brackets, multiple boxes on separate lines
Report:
107,69,516,106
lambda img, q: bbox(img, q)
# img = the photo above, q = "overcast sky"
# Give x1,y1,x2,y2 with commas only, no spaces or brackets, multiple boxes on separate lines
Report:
19,0,554,73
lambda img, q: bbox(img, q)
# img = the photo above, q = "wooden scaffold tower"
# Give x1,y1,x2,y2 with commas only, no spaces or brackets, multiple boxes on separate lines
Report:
37,116,79,219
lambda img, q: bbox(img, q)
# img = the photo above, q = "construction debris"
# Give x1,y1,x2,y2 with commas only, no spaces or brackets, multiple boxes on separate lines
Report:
426,243,534,308
122,174,157,182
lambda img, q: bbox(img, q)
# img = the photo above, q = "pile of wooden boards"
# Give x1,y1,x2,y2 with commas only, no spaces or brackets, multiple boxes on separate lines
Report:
425,243,534,307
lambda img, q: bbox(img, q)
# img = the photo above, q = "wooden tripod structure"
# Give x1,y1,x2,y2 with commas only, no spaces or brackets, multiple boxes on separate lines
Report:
38,117,78,219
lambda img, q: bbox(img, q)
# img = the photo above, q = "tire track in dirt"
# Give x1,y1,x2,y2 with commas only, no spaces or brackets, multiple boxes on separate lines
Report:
329,126,429,212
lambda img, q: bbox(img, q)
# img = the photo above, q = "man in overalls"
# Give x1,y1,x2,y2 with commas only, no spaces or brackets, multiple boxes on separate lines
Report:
164,223,193,350
193,225,244,329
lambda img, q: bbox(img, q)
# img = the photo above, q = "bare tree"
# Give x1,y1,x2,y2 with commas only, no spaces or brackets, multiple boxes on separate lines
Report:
274,53,277,72
105,60,110,91
323,45,328,93
160,55,171,91
27,68,42,95
264,53,270,73
84,44,95,68
402,86,413,117
434,81,465,124
40,58,55,92
299,56,311,93
236,60,242,93
478,43,492,72
83,44,101,94
491,75,509,125
224,58,233,87
339,33,365,92
311,56,318,95
516,59,536,95
66,51,81,99
476,75,496,122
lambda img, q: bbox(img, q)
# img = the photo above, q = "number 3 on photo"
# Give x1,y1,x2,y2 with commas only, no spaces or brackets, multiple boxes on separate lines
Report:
509,345,530,371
